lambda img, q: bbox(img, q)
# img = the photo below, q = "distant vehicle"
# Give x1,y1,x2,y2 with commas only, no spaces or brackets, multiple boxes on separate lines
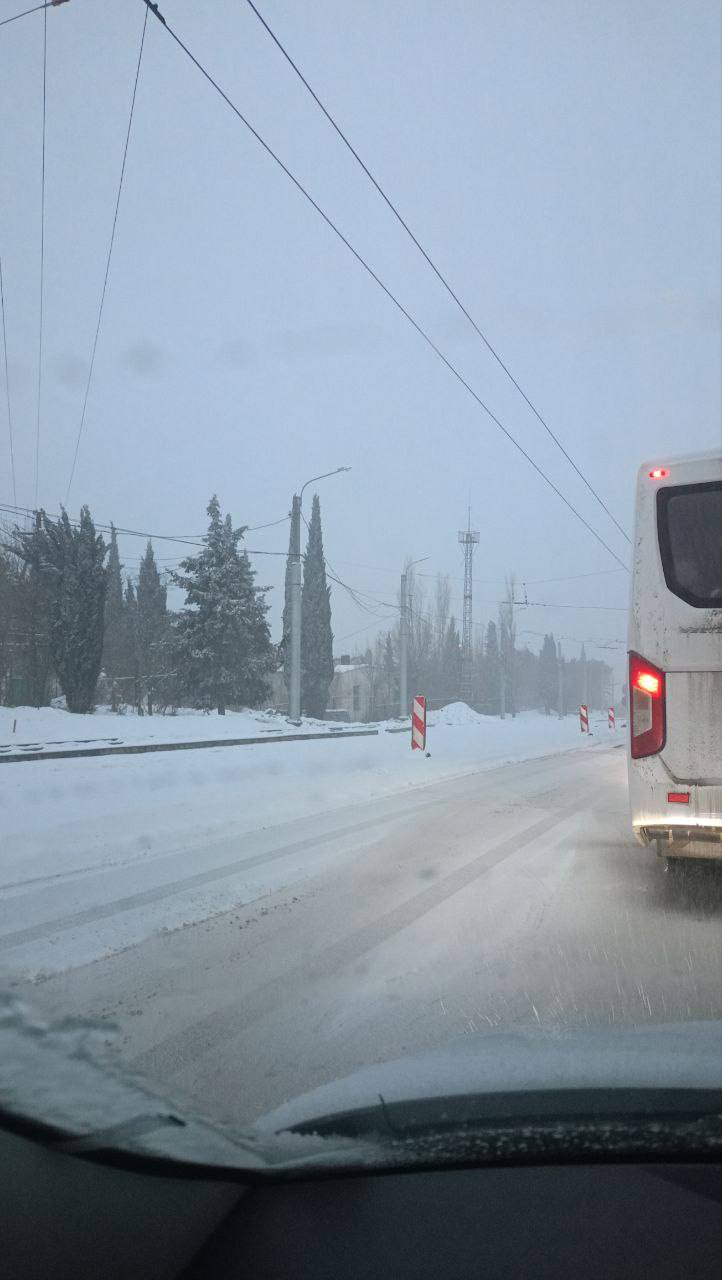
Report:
628,452,722,866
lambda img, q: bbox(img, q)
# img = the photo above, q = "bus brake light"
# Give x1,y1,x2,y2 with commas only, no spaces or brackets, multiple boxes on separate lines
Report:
629,652,666,759
635,670,660,695
649,467,669,479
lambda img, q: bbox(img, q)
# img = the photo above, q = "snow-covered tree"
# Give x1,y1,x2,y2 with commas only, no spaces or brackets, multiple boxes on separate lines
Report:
301,494,334,718
16,507,108,713
171,495,273,714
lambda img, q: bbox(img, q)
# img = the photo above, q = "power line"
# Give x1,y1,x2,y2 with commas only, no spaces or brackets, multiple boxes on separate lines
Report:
0,3,48,31
247,513,290,531
0,256,17,506
524,601,626,612
336,614,397,644
65,4,148,501
298,507,387,617
242,0,630,547
34,0,46,504
523,568,627,585
0,500,292,548
141,2,629,575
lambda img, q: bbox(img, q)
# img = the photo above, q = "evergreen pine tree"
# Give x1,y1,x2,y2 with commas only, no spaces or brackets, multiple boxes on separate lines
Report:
16,507,108,713
300,494,334,719
171,496,273,714
102,525,124,708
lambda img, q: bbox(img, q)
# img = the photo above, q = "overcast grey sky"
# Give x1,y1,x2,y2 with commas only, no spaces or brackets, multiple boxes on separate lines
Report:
2,0,720,681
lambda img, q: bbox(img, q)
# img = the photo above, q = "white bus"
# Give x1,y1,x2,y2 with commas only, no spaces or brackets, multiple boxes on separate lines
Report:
628,451,722,866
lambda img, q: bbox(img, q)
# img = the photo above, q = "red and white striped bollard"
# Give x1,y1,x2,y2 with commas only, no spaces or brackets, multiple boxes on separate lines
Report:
411,695,427,751
579,704,589,733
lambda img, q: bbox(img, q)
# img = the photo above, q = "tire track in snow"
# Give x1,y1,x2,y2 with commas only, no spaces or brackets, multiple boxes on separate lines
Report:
129,798,588,1080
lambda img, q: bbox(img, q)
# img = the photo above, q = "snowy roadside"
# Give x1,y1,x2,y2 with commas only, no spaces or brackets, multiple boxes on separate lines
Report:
0,703,365,754
1,705,616,978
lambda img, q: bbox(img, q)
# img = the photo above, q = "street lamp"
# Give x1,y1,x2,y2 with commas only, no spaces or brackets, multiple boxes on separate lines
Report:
288,467,351,722
399,555,430,717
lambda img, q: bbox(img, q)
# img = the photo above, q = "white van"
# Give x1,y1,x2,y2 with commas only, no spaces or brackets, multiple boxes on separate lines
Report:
628,452,722,864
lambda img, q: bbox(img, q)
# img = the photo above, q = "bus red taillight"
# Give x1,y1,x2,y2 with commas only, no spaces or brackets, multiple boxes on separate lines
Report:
629,652,666,759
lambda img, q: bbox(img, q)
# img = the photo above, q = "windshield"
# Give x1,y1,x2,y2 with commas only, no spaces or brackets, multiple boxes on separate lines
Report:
657,482,722,608
1,0,721,1158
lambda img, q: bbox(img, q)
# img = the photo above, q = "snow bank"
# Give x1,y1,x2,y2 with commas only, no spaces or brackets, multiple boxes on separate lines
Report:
430,701,489,726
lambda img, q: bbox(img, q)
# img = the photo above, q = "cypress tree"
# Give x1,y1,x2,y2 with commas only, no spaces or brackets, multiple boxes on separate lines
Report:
301,494,334,719
102,525,124,708
17,507,108,713
136,541,167,680
539,634,558,715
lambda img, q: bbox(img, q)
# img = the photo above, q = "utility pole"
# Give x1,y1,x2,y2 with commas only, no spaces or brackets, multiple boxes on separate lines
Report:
458,509,479,706
287,467,350,723
399,571,408,718
582,643,589,710
288,493,302,722
557,638,564,720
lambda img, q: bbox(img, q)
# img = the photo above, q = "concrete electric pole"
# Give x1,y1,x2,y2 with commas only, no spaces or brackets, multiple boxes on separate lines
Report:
288,493,303,723
458,511,479,705
399,556,429,718
557,638,564,720
399,571,408,719
287,467,350,723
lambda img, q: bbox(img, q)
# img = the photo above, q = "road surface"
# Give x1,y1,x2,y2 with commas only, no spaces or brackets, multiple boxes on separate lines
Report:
6,742,722,1129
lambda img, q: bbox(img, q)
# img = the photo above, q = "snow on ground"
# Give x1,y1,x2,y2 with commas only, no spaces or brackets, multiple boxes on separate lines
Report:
0,703,343,749
1,704,614,977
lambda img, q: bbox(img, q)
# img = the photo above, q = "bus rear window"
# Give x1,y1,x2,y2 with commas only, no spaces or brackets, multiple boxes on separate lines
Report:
657,481,722,608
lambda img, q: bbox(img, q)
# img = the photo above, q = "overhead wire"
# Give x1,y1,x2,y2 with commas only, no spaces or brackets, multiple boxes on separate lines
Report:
139,1,629,575
298,507,387,616
0,255,17,505
34,0,46,504
0,501,289,553
0,3,48,32
65,3,148,501
242,0,630,547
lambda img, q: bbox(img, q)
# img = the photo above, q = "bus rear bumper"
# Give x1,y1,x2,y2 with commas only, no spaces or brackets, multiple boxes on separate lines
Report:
636,825,722,860
629,757,722,859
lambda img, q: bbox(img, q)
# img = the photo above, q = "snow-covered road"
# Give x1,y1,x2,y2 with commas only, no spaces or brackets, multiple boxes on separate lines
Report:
1,706,602,975
8,739,722,1131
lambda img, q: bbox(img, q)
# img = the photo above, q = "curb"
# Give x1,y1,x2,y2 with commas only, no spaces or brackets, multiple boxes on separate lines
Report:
0,727,379,764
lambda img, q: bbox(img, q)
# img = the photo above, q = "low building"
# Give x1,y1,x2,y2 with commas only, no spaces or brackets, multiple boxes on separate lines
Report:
267,656,373,722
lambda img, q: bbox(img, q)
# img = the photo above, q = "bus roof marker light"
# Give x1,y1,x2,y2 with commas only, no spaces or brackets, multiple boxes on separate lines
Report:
649,467,669,479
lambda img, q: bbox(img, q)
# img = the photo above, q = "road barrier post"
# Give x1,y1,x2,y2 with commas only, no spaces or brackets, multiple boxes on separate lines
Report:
579,704,589,733
412,695,427,751
608,707,616,731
